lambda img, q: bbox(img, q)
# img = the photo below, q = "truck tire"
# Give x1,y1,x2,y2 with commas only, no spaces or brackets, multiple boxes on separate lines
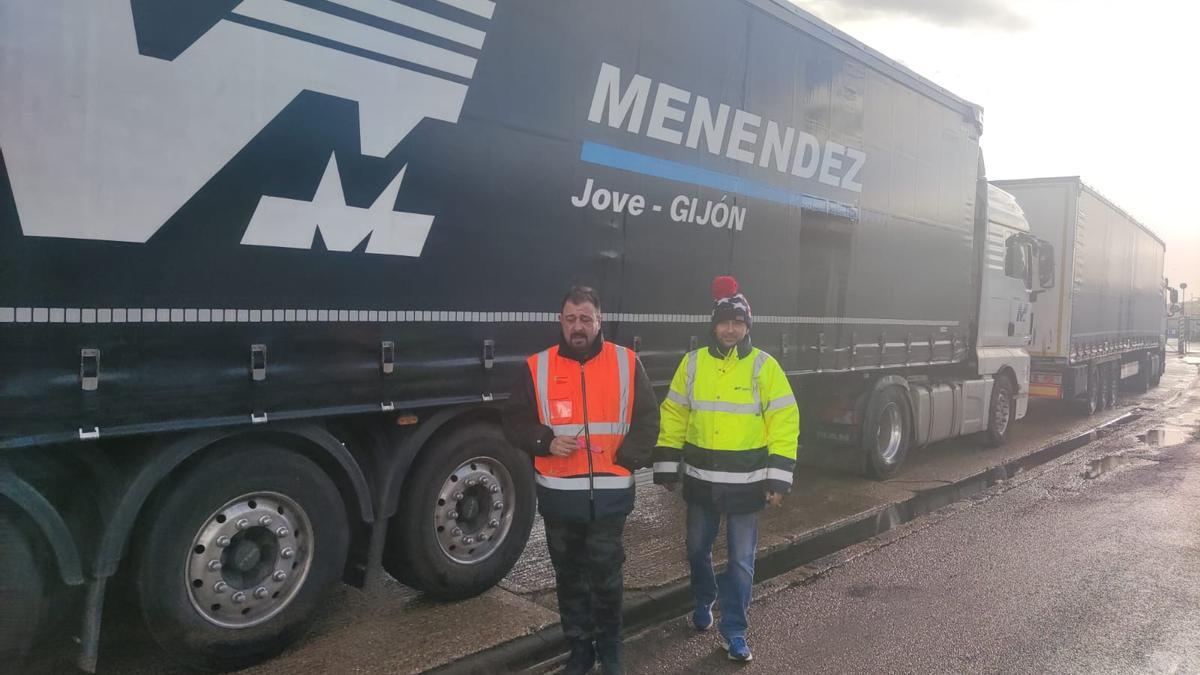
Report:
1103,364,1118,408
1098,366,1110,410
0,511,48,662
383,423,535,600
984,375,1015,447
1076,367,1101,416
131,443,349,672
1150,351,1163,388
1132,355,1151,393
862,387,911,480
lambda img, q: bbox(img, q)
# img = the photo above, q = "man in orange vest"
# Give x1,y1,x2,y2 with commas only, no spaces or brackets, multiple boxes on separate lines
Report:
503,286,659,675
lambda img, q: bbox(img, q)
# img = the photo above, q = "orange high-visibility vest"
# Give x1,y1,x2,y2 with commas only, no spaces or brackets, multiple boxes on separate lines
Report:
527,341,637,520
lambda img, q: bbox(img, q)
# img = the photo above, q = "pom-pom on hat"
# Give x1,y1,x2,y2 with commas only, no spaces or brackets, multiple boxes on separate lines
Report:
711,275,740,301
711,275,752,327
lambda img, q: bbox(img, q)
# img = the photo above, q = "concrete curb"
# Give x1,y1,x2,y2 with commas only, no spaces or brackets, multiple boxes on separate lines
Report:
429,410,1142,674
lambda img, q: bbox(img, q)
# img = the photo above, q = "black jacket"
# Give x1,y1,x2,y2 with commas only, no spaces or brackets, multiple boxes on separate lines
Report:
502,334,660,471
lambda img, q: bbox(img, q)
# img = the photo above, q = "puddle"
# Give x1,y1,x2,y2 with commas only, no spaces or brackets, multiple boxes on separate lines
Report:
1137,428,1193,448
1083,455,1132,479
1005,412,1139,476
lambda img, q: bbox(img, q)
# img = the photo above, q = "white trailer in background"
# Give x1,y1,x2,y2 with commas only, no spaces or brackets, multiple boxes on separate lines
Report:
993,177,1168,413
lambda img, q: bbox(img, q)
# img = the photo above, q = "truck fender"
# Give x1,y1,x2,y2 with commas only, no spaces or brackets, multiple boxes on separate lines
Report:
0,465,85,585
377,405,499,520
859,375,917,442
92,424,373,579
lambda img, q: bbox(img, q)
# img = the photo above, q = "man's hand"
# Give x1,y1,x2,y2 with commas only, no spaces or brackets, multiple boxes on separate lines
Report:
766,491,784,508
549,436,577,457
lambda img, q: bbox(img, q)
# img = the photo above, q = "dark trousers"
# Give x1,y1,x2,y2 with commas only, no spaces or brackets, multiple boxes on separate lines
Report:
544,516,627,643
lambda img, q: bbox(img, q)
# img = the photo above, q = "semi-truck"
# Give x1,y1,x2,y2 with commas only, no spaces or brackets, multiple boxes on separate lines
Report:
992,178,1167,413
2,0,1053,670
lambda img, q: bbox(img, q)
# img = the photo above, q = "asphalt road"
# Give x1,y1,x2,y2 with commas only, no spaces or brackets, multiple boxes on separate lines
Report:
621,363,1200,674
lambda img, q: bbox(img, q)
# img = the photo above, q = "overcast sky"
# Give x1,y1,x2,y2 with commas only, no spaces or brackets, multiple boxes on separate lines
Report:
791,0,1198,292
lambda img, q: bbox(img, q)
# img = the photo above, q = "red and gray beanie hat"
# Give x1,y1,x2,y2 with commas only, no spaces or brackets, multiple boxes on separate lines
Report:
711,275,752,327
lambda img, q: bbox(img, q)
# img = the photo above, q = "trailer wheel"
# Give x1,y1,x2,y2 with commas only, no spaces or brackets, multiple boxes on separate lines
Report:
1103,364,1118,408
1077,367,1101,415
984,375,1015,447
0,511,48,662
383,423,534,600
132,443,349,671
862,387,911,480
1149,351,1163,388
1132,355,1151,393
1098,366,1110,409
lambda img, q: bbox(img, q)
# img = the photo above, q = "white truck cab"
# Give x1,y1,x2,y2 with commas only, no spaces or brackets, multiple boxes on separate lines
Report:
974,185,1055,422
888,184,1054,467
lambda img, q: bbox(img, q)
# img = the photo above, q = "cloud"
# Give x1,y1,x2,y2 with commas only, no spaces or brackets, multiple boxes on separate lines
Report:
794,0,1032,31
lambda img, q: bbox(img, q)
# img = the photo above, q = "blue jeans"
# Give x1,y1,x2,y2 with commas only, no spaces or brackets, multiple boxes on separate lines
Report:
686,502,759,640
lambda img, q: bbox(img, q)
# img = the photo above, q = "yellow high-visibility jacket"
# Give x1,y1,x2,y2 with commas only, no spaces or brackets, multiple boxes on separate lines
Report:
652,341,799,513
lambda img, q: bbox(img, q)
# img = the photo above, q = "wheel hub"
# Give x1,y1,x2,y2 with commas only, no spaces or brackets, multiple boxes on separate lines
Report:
434,457,516,565
230,539,262,570
221,527,279,589
186,492,312,629
460,495,481,523
876,402,903,464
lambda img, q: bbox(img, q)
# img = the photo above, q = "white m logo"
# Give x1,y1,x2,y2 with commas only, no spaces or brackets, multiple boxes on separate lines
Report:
0,0,493,256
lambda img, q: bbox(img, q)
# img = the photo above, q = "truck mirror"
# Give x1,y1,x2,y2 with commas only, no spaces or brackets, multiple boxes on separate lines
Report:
1004,236,1032,290
1035,241,1056,291
1170,287,1180,305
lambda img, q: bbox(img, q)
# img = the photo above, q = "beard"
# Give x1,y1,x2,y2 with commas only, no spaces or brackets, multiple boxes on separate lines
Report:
716,330,745,348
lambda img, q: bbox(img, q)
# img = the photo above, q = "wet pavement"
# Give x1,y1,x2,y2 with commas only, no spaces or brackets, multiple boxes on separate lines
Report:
508,361,1195,602
621,356,1200,674
22,355,1199,674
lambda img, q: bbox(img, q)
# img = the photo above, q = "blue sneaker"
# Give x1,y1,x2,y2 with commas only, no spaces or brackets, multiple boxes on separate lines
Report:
691,601,715,632
722,636,753,662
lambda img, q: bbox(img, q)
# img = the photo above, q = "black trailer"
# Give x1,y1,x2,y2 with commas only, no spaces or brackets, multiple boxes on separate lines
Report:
2,0,1027,670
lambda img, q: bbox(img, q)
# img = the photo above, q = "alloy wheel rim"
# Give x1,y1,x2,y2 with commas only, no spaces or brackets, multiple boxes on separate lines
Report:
433,456,516,565
186,491,313,629
876,402,904,463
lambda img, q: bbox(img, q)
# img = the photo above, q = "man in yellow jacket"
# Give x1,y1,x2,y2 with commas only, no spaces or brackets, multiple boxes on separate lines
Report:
653,276,800,663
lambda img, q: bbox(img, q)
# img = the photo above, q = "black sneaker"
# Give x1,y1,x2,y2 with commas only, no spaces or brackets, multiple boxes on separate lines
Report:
563,639,595,675
596,638,622,675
